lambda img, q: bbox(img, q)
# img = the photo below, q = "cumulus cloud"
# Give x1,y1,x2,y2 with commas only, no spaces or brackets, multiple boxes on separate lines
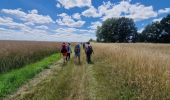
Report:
57,0,91,9
0,9,95,42
72,13,81,20
158,8,170,14
1,9,54,24
0,27,95,42
0,17,29,30
56,3,61,8
82,6,101,18
56,13,85,27
89,21,102,29
35,25,49,30
153,17,163,22
100,1,157,21
81,1,158,21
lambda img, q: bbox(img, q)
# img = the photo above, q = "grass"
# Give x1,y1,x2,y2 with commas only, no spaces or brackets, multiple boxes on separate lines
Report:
92,43,170,100
11,48,95,100
6,43,170,100
0,40,60,73
0,53,60,98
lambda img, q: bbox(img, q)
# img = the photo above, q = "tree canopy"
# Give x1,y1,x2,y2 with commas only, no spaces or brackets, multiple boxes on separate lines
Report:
141,14,170,43
96,14,170,43
96,17,137,43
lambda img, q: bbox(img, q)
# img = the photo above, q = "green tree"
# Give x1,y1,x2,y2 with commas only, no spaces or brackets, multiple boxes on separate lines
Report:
141,22,162,42
160,14,170,43
141,14,170,43
96,17,137,43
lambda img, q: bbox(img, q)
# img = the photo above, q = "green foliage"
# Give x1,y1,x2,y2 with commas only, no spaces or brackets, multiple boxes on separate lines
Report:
0,53,60,98
141,14,170,43
96,17,137,43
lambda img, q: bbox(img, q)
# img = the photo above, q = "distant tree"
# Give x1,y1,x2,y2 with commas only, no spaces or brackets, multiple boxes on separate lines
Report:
141,14,170,43
141,22,162,43
89,38,96,42
160,14,170,43
96,17,137,43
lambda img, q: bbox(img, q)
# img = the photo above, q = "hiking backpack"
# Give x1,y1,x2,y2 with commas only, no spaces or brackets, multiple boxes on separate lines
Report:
87,45,93,54
61,46,67,53
75,45,80,53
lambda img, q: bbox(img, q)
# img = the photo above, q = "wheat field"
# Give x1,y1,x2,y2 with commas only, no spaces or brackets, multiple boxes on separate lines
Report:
0,40,60,73
92,43,170,99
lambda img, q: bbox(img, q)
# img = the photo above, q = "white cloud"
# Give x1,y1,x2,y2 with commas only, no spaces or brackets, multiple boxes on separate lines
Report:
0,26,95,42
0,17,29,30
57,0,91,9
82,6,101,18
100,1,157,21
56,3,61,8
35,25,49,30
0,9,95,42
158,8,170,14
0,17,13,23
56,13,85,27
89,21,102,29
138,28,144,33
153,17,163,22
98,1,113,16
1,9,54,24
72,13,81,20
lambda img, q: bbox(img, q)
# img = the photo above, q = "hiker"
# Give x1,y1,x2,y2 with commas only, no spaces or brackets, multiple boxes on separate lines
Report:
66,43,72,61
74,43,81,64
85,42,93,64
83,43,85,50
60,42,67,63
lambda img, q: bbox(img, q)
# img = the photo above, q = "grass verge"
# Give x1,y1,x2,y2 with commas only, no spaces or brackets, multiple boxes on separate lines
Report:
0,53,60,98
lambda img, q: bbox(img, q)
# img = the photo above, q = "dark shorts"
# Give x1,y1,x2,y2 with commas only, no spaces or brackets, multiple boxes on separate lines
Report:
75,53,80,57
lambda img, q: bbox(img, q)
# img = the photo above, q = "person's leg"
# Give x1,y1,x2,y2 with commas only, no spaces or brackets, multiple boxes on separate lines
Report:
78,55,80,64
86,54,88,63
87,54,90,64
89,54,91,63
74,54,77,64
66,53,69,61
68,53,70,60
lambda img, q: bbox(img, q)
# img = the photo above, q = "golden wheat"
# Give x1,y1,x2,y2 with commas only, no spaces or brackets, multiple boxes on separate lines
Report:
92,43,170,99
0,40,61,73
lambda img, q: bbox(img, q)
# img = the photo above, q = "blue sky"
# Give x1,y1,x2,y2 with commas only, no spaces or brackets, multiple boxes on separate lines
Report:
0,0,170,42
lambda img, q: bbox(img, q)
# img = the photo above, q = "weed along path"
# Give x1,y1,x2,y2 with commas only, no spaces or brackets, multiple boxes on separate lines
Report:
5,48,98,100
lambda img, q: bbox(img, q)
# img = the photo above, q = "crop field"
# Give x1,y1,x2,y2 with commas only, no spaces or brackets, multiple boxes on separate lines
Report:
92,43,170,99
5,43,170,100
0,40,60,73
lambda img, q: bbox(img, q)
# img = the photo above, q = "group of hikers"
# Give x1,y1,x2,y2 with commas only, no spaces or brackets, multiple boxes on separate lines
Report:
60,42,93,64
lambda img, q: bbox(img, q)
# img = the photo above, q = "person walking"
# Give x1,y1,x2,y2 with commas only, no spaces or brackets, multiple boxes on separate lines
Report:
85,42,94,64
74,43,81,64
60,42,67,63
66,43,72,61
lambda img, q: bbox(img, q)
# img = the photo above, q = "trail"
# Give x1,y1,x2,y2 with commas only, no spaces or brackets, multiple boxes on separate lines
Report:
5,48,98,100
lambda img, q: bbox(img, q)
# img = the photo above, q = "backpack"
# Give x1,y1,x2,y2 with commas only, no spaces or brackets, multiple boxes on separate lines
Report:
61,46,67,53
87,45,93,54
75,45,80,53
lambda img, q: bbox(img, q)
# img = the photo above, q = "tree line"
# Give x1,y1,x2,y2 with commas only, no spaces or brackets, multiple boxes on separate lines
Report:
96,14,170,43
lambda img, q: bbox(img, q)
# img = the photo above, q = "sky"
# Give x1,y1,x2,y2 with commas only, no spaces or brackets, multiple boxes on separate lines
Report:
0,0,170,42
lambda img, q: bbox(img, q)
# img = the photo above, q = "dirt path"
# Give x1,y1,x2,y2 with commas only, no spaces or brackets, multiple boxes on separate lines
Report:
5,48,98,100
5,59,63,100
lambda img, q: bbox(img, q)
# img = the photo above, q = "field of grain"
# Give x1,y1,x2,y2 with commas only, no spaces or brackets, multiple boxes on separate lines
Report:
92,43,170,99
0,40,60,73
9,43,170,100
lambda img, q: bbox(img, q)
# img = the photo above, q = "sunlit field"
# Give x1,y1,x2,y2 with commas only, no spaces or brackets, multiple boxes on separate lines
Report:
92,43,170,99
0,40,60,73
